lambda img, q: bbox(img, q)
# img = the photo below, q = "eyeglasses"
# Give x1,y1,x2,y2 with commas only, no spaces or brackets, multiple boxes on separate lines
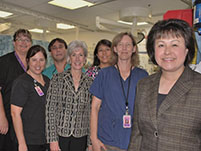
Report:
16,38,31,43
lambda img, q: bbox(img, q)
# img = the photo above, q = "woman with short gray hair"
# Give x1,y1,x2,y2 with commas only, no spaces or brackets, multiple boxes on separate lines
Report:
67,40,88,58
46,40,93,151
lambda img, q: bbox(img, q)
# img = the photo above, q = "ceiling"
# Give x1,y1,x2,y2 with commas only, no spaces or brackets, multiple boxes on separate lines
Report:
0,0,191,35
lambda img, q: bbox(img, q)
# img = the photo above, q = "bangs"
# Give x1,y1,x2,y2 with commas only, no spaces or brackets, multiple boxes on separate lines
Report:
18,33,32,40
155,29,183,40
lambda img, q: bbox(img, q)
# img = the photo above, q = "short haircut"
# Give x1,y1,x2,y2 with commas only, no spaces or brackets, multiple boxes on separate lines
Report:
68,40,88,57
48,38,68,52
111,32,139,66
13,29,32,42
92,39,112,66
146,19,195,66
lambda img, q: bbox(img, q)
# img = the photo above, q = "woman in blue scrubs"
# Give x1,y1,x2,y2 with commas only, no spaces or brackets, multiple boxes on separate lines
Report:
90,32,148,151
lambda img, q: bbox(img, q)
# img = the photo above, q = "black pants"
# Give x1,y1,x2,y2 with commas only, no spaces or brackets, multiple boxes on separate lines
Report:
59,135,87,151
27,144,49,151
0,131,17,151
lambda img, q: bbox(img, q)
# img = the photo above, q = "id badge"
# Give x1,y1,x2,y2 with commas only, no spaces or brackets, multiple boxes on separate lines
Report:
34,86,44,96
123,114,131,128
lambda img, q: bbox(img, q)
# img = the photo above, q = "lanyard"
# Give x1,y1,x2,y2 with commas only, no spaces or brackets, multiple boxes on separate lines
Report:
116,64,132,112
15,51,26,72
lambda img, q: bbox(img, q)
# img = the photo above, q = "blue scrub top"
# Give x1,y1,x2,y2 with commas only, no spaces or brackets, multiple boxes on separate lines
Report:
90,66,148,149
43,64,85,79
43,64,70,79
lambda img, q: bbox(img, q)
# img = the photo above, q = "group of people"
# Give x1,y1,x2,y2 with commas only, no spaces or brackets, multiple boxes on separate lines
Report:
1,18,201,151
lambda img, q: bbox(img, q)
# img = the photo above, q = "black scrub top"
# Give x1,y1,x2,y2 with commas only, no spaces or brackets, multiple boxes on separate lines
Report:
0,52,25,122
10,72,49,145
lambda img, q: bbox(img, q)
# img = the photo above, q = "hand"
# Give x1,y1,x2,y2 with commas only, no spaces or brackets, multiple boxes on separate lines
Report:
0,114,8,135
88,145,93,151
18,143,28,151
91,138,107,151
50,141,61,151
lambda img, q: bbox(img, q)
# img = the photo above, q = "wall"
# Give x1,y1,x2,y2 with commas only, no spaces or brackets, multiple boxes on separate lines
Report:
1,29,155,74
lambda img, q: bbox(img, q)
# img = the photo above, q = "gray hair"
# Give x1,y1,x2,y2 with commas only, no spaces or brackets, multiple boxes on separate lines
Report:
68,40,88,57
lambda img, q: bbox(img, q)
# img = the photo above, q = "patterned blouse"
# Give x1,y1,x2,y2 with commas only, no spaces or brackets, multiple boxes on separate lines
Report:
85,66,101,80
46,69,93,143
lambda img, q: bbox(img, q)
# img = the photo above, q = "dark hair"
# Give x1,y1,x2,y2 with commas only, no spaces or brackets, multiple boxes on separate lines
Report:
48,38,68,52
92,39,112,66
26,45,47,69
146,19,195,66
111,32,139,66
13,29,32,42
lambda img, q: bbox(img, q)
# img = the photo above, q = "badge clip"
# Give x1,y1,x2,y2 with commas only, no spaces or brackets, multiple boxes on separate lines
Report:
34,85,44,96
123,107,131,128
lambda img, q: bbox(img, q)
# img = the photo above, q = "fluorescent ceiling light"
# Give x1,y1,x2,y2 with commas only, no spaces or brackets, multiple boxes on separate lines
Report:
48,0,94,10
29,28,44,33
57,23,75,29
118,20,132,25
29,29,50,33
137,22,148,26
0,23,11,32
0,10,13,18
118,20,148,26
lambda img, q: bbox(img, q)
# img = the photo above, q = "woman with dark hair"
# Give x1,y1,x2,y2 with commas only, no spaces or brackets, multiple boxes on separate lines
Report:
128,19,201,151
11,45,49,151
86,39,112,79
